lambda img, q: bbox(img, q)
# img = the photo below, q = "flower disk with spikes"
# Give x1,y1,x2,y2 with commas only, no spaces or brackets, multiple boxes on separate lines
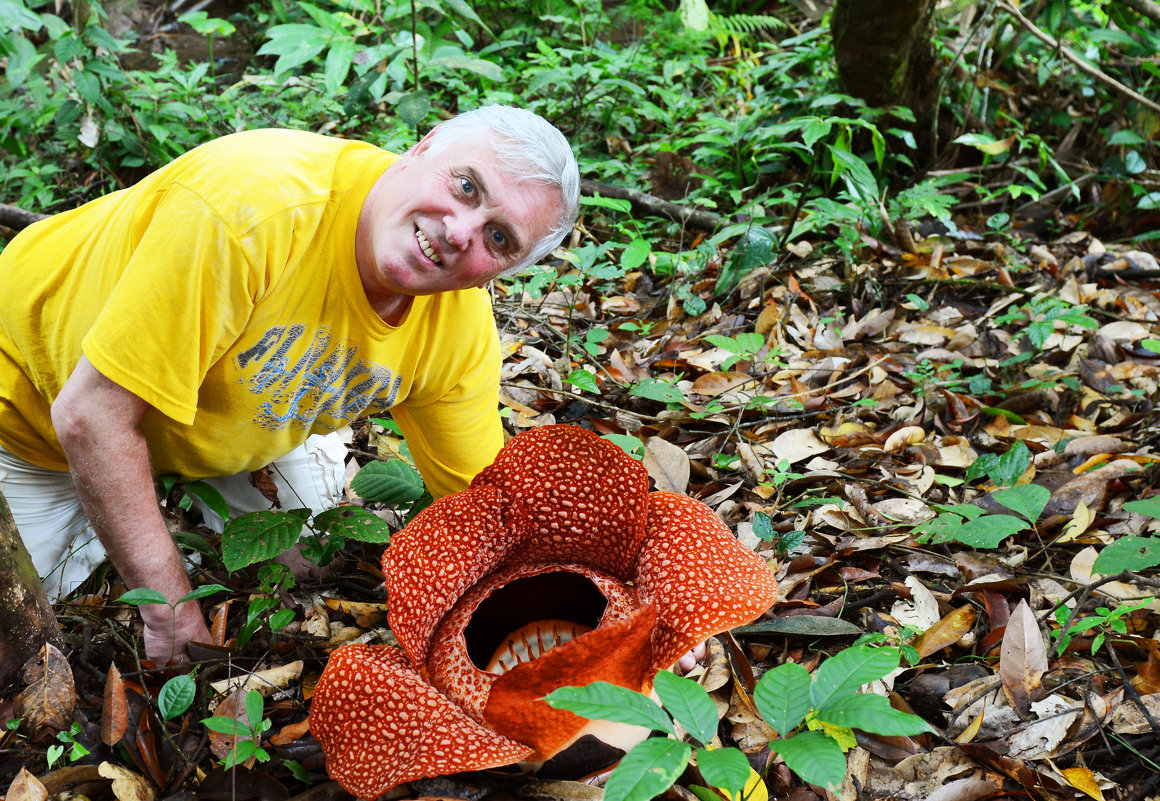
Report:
309,425,779,799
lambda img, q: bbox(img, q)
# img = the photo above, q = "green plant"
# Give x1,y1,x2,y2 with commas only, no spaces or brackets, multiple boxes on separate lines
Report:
45,722,89,770
1052,597,1155,656
202,690,271,769
118,584,230,656
752,511,805,558
991,296,1099,351
547,645,929,798
703,332,765,370
913,483,1050,550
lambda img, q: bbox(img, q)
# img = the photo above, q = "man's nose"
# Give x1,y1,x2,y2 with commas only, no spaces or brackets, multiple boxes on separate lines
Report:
444,209,486,250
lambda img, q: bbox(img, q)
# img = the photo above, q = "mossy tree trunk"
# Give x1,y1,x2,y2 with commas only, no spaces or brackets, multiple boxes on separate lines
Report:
831,0,939,147
0,490,64,688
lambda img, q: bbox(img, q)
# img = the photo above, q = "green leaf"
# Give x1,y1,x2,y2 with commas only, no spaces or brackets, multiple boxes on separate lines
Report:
245,690,265,731
222,508,310,573
603,434,645,460
1092,535,1160,573
395,90,431,126
202,716,253,737
752,512,775,542
814,693,930,736
653,670,718,745
118,588,170,607
769,730,846,791
810,647,900,710
935,513,1028,549
716,227,777,296
696,747,750,797
179,584,229,604
350,460,426,505
545,682,674,735
991,484,1050,523
312,506,392,543
827,145,879,208
1124,497,1160,519
604,738,692,801
323,36,355,94
755,662,812,736
630,379,687,403
440,0,495,36
269,608,296,630
992,441,1031,486
622,238,651,270
158,674,196,720
581,194,634,213
428,52,505,81
183,480,230,524
566,369,600,395
678,0,710,30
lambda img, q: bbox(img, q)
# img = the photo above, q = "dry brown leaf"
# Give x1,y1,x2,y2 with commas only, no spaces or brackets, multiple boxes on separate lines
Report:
269,717,311,746
768,428,829,464
101,663,129,746
884,425,926,452
209,661,304,711
913,605,978,659
691,371,752,397
642,436,690,494
1109,692,1160,734
999,600,1047,717
13,642,75,741
892,576,940,631
925,778,1001,801
98,762,155,801
4,767,48,801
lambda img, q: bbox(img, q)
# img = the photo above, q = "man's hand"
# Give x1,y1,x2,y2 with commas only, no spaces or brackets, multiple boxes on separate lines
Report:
53,356,211,663
141,601,213,665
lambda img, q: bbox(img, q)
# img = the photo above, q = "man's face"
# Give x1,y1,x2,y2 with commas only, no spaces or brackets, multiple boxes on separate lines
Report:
356,135,561,317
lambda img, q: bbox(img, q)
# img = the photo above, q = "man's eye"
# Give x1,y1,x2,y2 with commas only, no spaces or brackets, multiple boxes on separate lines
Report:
490,229,508,248
459,177,475,195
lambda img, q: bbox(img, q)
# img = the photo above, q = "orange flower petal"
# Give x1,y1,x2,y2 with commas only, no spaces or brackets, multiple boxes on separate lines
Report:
471,426,650,578
483,605,658,760
384,486,520,665
309,644,532,798
635,492,779,668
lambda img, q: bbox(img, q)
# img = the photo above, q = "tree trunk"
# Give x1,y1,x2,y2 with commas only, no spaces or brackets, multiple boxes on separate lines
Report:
0,491,64,688
831,0,939,132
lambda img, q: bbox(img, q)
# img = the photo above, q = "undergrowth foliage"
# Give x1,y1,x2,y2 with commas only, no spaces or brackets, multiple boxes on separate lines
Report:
2,0,1160,798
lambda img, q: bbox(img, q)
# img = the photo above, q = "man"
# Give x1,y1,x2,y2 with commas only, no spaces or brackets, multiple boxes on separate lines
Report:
0,105,580,664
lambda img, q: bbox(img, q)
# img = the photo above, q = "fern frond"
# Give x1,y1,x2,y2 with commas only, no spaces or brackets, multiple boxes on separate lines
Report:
707,12,788,36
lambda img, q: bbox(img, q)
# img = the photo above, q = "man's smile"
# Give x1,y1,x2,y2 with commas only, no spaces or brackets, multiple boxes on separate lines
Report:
416,228,442,265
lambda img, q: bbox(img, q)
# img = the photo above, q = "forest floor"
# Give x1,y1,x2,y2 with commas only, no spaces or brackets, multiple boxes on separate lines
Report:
2,202,1160,801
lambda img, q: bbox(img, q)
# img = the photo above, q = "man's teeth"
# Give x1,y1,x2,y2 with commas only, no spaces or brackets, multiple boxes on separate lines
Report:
416,230,441,264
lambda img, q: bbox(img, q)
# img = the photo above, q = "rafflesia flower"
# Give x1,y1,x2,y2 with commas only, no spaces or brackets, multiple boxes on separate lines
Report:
309,425,778,799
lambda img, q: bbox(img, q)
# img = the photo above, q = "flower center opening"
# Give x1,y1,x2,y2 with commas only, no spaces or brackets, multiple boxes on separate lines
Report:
464,571,609,673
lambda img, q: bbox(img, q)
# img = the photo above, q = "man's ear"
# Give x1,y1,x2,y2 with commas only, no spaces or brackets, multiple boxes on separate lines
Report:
409,129,439,156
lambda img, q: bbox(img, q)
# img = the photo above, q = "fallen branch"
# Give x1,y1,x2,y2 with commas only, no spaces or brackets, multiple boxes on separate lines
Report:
999,0,1160,115
581,178,726,232
1115,0,1160,27
0,203,49,232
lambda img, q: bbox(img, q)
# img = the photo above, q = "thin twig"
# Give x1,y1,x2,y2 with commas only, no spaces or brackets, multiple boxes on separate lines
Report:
998,0,1160,114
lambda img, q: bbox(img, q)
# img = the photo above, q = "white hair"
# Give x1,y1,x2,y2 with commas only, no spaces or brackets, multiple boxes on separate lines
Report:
422,105,579,275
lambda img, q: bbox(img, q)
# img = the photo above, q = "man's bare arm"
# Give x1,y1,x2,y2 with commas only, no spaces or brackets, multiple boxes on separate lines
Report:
51,356,211,663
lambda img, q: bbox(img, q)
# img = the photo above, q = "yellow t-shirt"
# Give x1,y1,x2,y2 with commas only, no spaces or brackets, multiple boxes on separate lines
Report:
0,129,503,498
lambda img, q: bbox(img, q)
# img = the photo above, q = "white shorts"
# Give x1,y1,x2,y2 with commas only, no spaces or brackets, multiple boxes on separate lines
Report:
0,432,348,599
